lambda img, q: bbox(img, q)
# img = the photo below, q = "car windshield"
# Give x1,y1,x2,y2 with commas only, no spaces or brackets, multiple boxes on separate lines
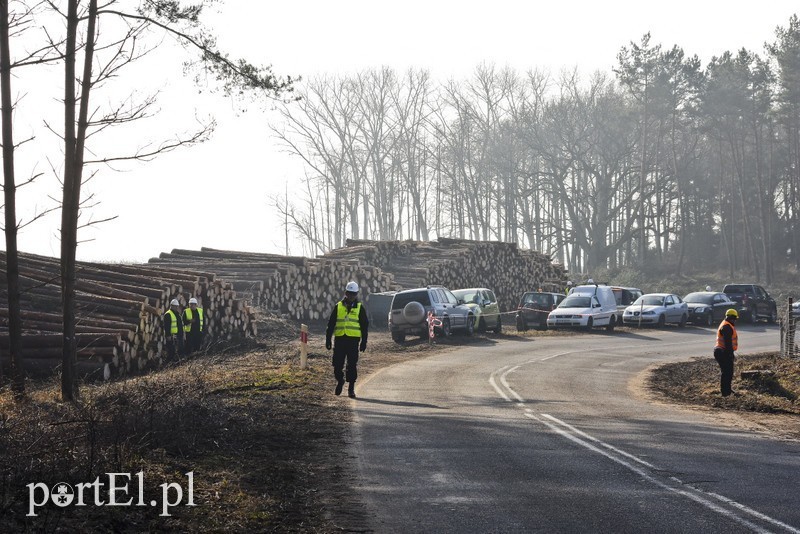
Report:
634,295,665,306
523,293,551,306
392,291,431,309
452,290,479,304
684,293,714,304
725,285,753,294
560,296,591,308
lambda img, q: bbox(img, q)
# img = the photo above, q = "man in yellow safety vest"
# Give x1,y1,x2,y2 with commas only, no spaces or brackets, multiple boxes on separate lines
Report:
182,297,205,356
163,298,184,361
325,281,369,398
713,308,739,397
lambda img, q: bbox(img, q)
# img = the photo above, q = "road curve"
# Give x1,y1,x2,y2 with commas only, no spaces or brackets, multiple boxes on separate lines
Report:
351,324,799,533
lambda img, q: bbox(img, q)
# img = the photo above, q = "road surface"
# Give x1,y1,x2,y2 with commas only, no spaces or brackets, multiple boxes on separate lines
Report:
352,324,799,533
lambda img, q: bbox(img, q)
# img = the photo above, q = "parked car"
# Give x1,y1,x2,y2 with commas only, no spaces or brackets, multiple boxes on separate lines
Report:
623,293,688,327
388,286,475,343
516,291,566,331
547,284,618,331
611,286,643,322
452,288,502,333
682,291,737,327
722,284,778,323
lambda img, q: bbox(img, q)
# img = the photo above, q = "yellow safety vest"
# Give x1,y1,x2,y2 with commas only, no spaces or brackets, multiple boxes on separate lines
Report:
334,301,362,338
165,309,179,335
183,307,204,333
715,319,738,351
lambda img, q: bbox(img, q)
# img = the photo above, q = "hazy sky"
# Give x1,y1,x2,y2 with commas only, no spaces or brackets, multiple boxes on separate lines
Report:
7,0,799,262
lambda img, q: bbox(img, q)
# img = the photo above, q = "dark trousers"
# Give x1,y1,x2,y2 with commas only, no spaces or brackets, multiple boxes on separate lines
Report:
185,331,203,355
332,336,360,385
713,347,735,396
165,335,183,362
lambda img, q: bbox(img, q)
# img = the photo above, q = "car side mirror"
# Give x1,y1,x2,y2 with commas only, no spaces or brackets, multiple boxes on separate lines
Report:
458,298,465,305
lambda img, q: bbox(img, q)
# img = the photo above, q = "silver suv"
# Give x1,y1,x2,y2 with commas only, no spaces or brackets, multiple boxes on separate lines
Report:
388,286,475,343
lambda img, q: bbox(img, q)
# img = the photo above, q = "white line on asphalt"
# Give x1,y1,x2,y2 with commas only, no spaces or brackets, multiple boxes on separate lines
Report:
528,413,781,534
486,334,797,533
488,365,512,402
540,414,657,469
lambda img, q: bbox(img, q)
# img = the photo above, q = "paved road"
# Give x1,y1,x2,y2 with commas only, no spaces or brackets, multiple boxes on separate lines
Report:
351,324,800,533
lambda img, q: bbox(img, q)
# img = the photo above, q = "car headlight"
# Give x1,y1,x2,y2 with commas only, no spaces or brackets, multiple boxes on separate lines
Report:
694,307,707,313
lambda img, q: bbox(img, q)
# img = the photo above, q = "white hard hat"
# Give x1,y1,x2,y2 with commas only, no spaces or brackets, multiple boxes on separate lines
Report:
705,286,712,291
170,299,179,306
587,278,594,284
189,297,198,305
566,281,573,286
345,281,359,293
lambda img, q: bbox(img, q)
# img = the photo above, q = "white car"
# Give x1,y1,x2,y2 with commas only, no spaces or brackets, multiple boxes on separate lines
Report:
547,285,618,331
623,293,688,327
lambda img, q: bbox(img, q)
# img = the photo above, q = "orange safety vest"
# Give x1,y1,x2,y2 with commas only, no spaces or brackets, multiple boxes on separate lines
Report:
715,319,738,351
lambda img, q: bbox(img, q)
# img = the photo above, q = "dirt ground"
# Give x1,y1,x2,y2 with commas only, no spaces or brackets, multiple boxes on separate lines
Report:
1,320,797,532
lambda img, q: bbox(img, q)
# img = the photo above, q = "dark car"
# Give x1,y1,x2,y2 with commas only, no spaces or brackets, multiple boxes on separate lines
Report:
722,284,778,324
683,291,737,327
516,291,566,331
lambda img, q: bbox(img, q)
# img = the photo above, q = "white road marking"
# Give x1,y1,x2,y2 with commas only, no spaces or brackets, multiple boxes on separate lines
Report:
487,334,797,534
529,413,781,534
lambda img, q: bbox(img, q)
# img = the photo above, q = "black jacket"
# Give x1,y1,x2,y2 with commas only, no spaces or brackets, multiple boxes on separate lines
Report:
326,299,369,345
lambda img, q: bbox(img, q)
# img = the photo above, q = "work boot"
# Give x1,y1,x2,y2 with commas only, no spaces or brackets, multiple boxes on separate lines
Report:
348,385,356,399
335,379,345,396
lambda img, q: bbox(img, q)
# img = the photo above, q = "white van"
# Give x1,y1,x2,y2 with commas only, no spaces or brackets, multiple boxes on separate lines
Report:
546,284,618,331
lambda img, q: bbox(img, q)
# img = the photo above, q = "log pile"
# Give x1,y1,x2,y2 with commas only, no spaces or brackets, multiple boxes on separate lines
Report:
0,251,256,378
0,238,565,380
321,238,567,312
147,248,397,321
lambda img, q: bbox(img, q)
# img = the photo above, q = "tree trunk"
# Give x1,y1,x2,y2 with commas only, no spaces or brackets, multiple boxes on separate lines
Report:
0,0,23,396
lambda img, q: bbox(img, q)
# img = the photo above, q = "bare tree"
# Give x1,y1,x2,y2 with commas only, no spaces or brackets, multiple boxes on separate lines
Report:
53,0,296,401
1,0,60,397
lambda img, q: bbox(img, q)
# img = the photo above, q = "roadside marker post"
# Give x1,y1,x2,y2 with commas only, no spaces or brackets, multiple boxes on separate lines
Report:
300,324,308,369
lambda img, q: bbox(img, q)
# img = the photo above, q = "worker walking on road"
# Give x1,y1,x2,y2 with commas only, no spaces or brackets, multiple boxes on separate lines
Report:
714,309,739,397
163,298,184,362
182,297,205,356
325,281,369,399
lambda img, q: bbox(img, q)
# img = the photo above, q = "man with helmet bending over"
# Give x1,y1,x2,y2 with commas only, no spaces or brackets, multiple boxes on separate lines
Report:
325,281,369,398
714,309,739,397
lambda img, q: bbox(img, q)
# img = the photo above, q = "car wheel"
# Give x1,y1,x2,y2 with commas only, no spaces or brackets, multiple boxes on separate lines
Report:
391,331,406,344
605,315,616,332
465,315,475,336
657,314,666,328
679,314,687,328
769,307,778,324
493,316,502,334
705,312,714,327
585,317,593,331
478,317,487,333
440,317,451,337
516,316,527,332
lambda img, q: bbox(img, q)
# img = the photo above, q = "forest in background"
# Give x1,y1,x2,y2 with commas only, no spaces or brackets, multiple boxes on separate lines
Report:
272,16,800,283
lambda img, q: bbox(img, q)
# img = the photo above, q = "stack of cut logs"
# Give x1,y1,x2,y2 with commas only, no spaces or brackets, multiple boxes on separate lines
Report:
321,238,567,312
0,251,256,379
147,248,397,321
0,239,565,380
